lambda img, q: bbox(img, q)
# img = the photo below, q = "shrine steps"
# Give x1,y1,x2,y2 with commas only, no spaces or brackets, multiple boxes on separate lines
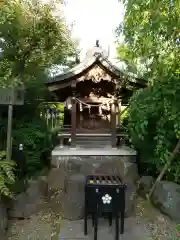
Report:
75,135,111,148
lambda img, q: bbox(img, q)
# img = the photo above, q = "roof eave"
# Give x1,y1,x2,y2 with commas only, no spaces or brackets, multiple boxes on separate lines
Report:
47,56,98,85
46,55,148,88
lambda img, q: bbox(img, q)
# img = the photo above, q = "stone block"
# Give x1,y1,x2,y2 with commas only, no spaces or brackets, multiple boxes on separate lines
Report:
137,176,154,198
65,174,85,203
60,193,84,220
62,174,85,220
94,157,139,184
9,177,47,219
123,161,139,184
151,181,180,222
27,177,48,199
47,167,67,193
125,183,137,217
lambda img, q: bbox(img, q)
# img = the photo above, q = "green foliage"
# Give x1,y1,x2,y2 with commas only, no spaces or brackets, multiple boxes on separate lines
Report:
117,0,180,182
118,0,180,79
117,43,139,74
120,107,129,128
0,0,77,87
39,102,65,130
0,0,78,178
0,151,16,198
170,224,180,239
12,119,48,176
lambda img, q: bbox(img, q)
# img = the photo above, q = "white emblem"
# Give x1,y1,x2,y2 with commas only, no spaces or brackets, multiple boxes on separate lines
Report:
102,194,112,204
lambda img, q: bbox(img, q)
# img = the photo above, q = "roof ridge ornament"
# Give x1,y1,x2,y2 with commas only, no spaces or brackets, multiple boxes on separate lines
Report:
93,52,101,58
96,40,100,47
93,40,101,57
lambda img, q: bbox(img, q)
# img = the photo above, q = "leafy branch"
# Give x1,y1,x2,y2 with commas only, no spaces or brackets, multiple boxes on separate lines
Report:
0,151,16,198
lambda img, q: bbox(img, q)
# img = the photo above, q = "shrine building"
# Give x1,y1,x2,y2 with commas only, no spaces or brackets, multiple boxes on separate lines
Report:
46,41,147,156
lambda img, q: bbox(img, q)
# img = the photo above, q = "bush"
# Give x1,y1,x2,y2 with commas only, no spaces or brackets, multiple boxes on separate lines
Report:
12,119,49,177
128,77,180,183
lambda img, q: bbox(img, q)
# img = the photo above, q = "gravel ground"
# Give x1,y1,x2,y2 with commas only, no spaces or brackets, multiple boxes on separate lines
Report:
7,197,178,240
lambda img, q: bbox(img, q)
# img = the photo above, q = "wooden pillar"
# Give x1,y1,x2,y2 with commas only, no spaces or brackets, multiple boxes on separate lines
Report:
71,82,76,148
118,100,121,128
116,105,119,127
111,98,117,148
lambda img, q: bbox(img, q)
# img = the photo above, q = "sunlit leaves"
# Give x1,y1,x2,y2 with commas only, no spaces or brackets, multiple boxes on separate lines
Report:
0,0,76,87
118,0,180,79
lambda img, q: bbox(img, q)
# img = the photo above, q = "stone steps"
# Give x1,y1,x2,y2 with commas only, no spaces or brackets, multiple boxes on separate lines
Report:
75,136,112,148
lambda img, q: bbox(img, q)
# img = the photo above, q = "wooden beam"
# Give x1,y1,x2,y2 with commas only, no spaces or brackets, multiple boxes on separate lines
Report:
48,81,73,91
79,96,111,104
118,100,121,127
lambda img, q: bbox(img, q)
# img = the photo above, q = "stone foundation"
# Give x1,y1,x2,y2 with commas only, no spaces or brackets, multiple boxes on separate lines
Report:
48,146,138,219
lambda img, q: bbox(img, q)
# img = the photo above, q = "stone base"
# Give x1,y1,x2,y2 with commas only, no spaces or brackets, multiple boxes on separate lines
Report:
47,146,138,220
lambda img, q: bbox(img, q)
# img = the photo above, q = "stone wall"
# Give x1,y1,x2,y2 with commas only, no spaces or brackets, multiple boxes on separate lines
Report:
48,154,139,219
51,155,137,181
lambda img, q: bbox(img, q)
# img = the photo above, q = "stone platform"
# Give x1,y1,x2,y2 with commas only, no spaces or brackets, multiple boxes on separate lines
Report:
48,146,139,220
52,145,136,157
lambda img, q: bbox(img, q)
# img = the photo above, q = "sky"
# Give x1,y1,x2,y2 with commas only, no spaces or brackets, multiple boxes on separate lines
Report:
62,0,124,61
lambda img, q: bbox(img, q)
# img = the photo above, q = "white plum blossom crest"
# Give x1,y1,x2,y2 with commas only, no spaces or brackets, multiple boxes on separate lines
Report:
102,194,112,204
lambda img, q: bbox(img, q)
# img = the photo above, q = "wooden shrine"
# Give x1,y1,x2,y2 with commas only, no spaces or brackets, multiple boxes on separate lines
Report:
46,41,147,149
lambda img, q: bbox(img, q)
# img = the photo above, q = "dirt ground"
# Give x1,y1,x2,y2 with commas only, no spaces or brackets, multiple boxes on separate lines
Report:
7,197,178,240
7,200,61,240
135,198,177,240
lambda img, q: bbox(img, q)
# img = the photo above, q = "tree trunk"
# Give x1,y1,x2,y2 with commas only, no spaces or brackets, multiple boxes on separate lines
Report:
147,139,180,200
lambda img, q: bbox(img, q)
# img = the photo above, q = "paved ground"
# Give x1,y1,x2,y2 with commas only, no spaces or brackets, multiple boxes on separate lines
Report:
7,197,177,240
58,198,177,240
59,217,152,240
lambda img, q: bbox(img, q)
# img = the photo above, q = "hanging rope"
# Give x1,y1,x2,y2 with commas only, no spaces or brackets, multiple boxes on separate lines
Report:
76,97,112,107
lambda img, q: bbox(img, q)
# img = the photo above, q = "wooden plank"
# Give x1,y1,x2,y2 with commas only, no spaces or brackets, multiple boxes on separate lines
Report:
0,88,24,105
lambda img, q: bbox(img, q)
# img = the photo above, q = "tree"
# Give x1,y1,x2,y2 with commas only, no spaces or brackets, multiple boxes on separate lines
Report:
0,0,77,87
117,0,180,183
0,0,78,177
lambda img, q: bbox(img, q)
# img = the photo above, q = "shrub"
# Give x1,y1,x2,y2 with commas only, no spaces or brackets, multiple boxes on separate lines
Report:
12,119,48,176
128,77,180,182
